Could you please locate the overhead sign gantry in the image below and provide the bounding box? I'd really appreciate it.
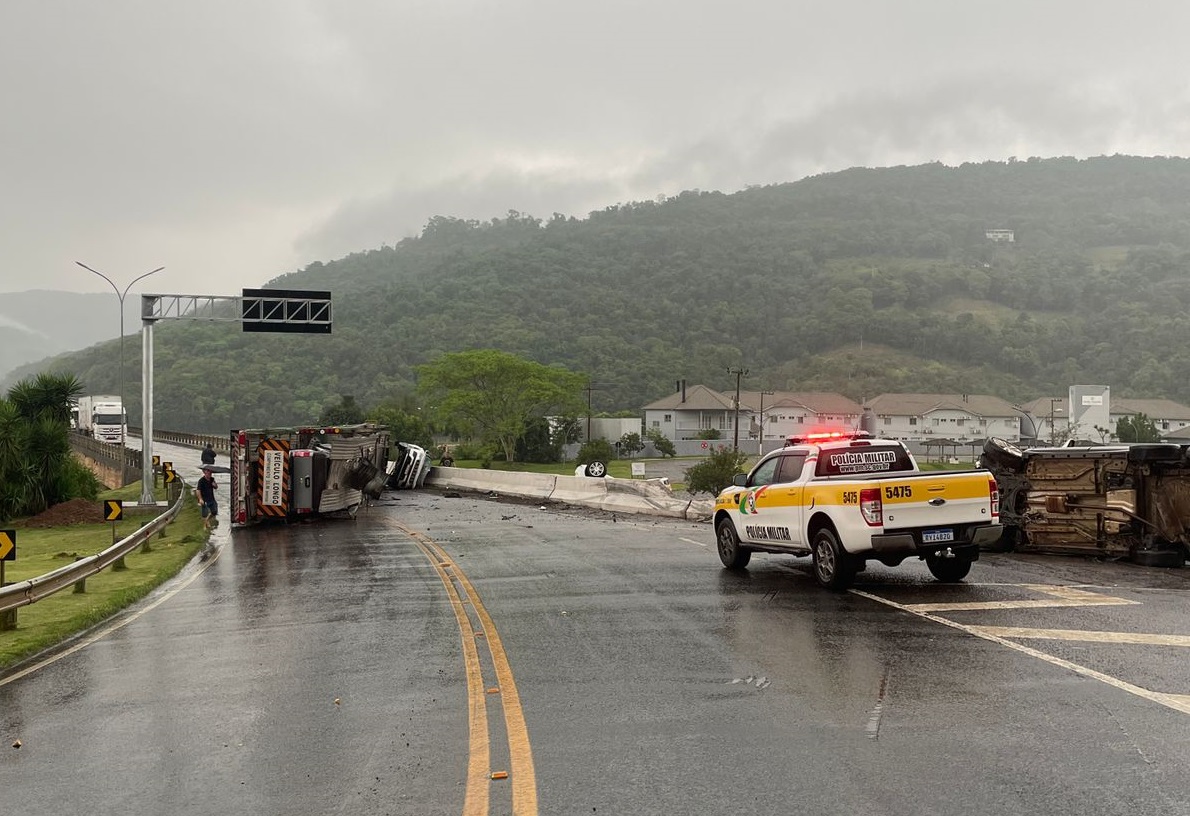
[136,289,332,505]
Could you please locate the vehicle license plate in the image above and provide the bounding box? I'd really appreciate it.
[922,528,954,543]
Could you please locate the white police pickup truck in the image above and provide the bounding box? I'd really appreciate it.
[713,431,1002,589]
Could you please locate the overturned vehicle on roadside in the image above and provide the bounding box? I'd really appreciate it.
[981,438,1190,567]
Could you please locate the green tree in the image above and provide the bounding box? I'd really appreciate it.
[0,373,96,521]
[576,438,616,466]
[516,416,564,463]
[7,372,83,424]
[684,446,750,496]
[417,350,585,463]
[1115,413,1162,442]
[320,395,365,426]
[369,402,434,448]
[644,427,676,457]
[618,431,644,457]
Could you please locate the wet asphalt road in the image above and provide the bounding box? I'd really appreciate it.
[3,467,1190,815]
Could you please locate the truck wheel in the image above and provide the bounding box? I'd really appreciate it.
[926,554,973,582]
[584,461,608,478]
[982,437,1025,471]
[811,527,856,590]
[715,518,751,570]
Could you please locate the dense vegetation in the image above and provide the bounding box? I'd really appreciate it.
[19,155,1190,433]
[1,373,100,522]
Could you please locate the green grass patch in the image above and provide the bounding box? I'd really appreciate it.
[0,482,207,672]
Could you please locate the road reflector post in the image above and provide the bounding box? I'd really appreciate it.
[1,531,16,630]
[73,556,87,594]
[103,501,129,567]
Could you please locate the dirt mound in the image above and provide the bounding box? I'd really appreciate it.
[22,498,106,528]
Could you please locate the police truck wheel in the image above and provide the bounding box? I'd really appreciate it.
[926,554,973,582]
[716,518,751,570]
[811,527,856,590]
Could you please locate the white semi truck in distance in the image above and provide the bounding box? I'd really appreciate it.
[77,395,126,443]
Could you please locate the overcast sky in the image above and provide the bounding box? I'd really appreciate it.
[4,0,1189,296]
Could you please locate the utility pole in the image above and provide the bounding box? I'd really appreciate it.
[1049,398,1060,445]
[583,383,601,442]
[727,367,748,451]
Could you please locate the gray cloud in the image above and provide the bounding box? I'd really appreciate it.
[5,0,1190,294]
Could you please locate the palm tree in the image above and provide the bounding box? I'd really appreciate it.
[0,373,90,521]
[7,372,84,424]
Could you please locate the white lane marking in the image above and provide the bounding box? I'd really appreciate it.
[971,626,1190,647]
[0,549,221,687]
[680,537,707,547]
[905,584,1141,612]
[851,588,1190,717]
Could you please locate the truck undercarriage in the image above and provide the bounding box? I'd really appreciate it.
[981,438,1190,566]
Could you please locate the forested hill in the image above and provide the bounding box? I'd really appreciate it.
[18,154,1190,433]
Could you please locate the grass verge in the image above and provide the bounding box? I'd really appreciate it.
[0,482,208,672]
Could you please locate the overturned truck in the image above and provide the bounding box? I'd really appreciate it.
[981,438,1190,566]
[230,423,390,526]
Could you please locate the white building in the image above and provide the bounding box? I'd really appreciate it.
[863,393,1021,443]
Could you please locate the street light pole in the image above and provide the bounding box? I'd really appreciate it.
[727,367,748,451]
[758,390,775,455]
[77,262,165,485]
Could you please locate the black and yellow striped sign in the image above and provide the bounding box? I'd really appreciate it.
[256,438,290,517]
[104,500,123,521]
[163,468,177,484]
[0,529,14,561]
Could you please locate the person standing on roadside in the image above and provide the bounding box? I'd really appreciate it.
[196,466,218,531]
[201,442,216,466]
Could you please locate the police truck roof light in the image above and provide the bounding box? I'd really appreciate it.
[787,430,873,446]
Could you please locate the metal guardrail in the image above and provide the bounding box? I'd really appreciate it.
[128,427,229,453]
[0,482,190,615]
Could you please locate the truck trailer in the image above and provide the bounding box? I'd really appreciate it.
[229,423,391,527]
[77,395,126,443]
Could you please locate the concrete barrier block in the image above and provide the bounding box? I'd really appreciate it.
[549,475,609,504]
[424,467,556,500]
[423,467,716,522]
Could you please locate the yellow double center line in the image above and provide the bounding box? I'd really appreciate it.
[388,520,537,816]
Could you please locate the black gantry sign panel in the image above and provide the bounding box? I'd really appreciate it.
[242,288,332,334]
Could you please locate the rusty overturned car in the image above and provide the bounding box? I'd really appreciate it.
[981,438,1190,567]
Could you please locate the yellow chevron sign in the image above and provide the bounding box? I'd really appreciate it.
[0,529,14,561]
[164,468,177,483]
[104,500,123,521]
